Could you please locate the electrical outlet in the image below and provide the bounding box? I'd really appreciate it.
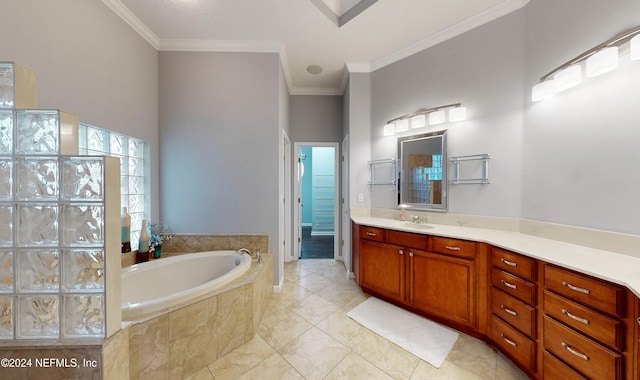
[357,193,364,202]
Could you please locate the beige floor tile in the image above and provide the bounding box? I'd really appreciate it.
[296,272,335,293]
[316,308,370,349]
[495,353,530,380]
[410,360,486,380]
[352,330,421,380]
[257,302,312,350]
[315,280,365,307]
[184,366,215,380]
[207,335,275,380]
[446,333,498,378]
[289,293,340,325]
[272,280,315,309]
[279,327,350,380]
[324,352,394,380]
[237,352,304,380]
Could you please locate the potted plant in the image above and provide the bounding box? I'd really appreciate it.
[150,222,173,258]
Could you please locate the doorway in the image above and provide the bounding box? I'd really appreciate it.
[294,142,339,260]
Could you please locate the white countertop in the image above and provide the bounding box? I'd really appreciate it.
[352,215,640,298]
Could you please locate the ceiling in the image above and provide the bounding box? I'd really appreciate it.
[104,0,528,95]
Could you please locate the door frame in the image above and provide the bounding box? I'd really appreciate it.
[293,142,340,261]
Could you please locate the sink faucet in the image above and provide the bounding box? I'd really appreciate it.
[412,215,420,223]
[237,248,253,257]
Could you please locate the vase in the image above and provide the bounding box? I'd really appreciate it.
[153,245,162,258]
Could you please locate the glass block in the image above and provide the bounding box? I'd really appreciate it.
[0,63,14,109]
[86,128,108,153]
[0,159,12,200]
[128,157,144,176]
[110,134,125,155]
[129,138,145,158]
[16,204,58,247]
[62,249,104,292]
[16,249,59,292]
[120,176,128,197]
[17,295,59,338]
[128,176,144,195]
[129,196,144,213]
[0,110,13,154]
[0,250,13,292]
[62,294,104,338]
[15,157,58,200]
[16,110,59,155]
[61,157,104,201]
[0,296,13,339]
[62,204,103,246]
[0,205,12,247]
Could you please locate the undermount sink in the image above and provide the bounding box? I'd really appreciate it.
[402,222,434,229]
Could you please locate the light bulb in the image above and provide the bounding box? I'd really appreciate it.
[448,107,467,122]
[586,47,619,77]
[410,114,426,128]
[429,110,446,125]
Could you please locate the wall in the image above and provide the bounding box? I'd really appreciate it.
[0,0,160,219]
[368,11,525,217]
[289,95,343,143]
[522,0,640,235]
[360,0,640,236]
[158,51,282,283]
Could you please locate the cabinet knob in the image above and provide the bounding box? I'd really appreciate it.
[399,249,404,255]
[409,251,414,257]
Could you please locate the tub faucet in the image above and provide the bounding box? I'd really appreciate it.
[237,248,253,257]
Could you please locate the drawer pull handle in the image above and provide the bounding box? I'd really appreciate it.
[500,334,517,347]
[501,280,517,290]
[366,232,377,237]
[445,245,461,251]
[500,305,517,316]
[500,258,517,267]
[562,309,589,325]
[562,281,590,295]
[562,342,589,361]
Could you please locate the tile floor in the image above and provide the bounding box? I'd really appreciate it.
[187,259,530,380]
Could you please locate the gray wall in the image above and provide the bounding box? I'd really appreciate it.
[368,10,525,217]
[359,0,640,235]
[0,0,160,219]
[522,0,640,234]
[289,95,343,142]
[158,51,283,281]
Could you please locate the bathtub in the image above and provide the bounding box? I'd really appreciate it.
[121,250,251,321]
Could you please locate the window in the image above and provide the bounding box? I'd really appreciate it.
[78,124,149,250]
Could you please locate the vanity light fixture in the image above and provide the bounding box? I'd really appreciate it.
[532,24,640,102]
[383,103,466,136]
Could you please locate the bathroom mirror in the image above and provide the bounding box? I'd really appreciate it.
[397,130,447,211]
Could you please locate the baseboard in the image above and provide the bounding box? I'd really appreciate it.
[273,275,284,293]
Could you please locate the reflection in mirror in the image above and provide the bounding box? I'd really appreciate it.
[397,130,447,211]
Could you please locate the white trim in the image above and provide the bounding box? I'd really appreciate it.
[101,0,160,49]
[273,275,284,293]
[290,86,344,96]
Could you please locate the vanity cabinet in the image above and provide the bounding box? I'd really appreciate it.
[357,225,480,331]
[542,264,627,380]
[489,247,539,375]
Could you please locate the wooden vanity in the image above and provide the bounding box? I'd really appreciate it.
[352,222,640,379]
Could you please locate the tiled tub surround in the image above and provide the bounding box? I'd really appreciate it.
[125,251,272,379]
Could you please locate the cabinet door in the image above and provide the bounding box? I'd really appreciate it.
[360,239,405,302]
[407,249,475,327]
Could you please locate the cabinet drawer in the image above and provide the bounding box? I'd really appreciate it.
[544,290,623,351]
[543,350,587,380]
[387,230,428,250]
[544,265,625,317]
[491,268,536,305]
[430,237,476,259]
[491,288,536,338]
[359,226,385,242]
[491,247,536,281]
[543,316,622,380]
[491,315,536,373]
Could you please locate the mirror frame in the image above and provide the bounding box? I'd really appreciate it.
[397,130,448,212]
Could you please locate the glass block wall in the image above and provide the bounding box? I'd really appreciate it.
[0,62,111,340]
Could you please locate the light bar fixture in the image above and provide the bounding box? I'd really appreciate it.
[383,103,467,136]
[532,24,640,102]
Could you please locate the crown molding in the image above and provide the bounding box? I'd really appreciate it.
[290,86,344,96]
[370,0,529,71]
[102,0,160,49]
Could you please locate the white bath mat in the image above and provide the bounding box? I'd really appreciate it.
[346,297,459,368]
